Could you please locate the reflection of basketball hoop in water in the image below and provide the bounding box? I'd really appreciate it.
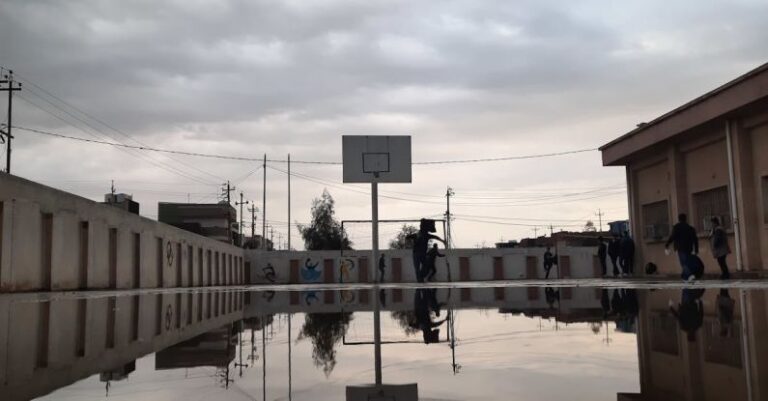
[339,258,356,283]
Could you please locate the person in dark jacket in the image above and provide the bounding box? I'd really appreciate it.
[709,217,731,279]
[424,243,445,281]
[597,236,608,277]
[665,213,699,281]
[543,247,555,279]
[669,288,705,342]
[412,219,445,283]
[607,236,621,277]
[619,231,635,276]
[378,253,386,282]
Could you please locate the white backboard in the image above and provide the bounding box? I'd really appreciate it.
[342,135,412,183]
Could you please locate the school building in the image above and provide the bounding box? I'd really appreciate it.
[600,62,768,276]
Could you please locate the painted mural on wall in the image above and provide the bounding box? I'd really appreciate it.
[338,258,356,283]
[302,258,322,282]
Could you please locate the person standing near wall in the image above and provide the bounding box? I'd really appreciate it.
[597,236,608,277]
[543,246,555,279]
[378,253,386,282]
[665,213,699,281]
[607,236,621,277]
[709,217,731,279]
[619,231,635,277]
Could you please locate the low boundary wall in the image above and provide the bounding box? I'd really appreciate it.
[0,174,245,292]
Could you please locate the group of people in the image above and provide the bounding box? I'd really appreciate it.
[596,231,636,278]
[665,213,731,281]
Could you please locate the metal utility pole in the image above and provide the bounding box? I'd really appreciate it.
[236,192,249,247]
[221,181,236,244]
[269,226,274,250]
[248,205,258,241]
[371,181,382,386]
[262,154,267,250]
[533,227,539,238]
[445,187,454,246]
[287,153,291,251]
[595,209,605,232]
[0,69,21,174]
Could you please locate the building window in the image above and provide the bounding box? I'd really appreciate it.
[692,186,731,232]
[642,200,670,241]
[763,176,768,224]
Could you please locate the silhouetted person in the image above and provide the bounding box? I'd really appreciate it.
[600,289,611,318]
[716,289,735,337]
[597,236,608,277]
[669,288,705,342]
[619,231,635,276]
[545,287,560,309]
[607,236,621,276]
[543,246,555,279]
[709,217,731,279]
[379,253,386,282]
[412,288,446,343]
[424,243,445,282]
[413,219,445,283]
[665,213,699,281]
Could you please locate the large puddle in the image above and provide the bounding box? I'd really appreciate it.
[1,284,758,400]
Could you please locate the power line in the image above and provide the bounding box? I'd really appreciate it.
[15,124,600,166]
[13,72,226,181]
[15,94,217,186]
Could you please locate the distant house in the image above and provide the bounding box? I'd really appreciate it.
[158,202,237,245]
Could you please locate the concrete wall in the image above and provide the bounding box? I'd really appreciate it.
[624,113,768,276]
[629,288,768,401]
[0,174,245,292]
[245,245,601,285]
[0,290,247,400]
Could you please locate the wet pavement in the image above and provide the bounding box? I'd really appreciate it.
[0,282,761,400]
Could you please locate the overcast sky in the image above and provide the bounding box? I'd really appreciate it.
[2,0,767,249]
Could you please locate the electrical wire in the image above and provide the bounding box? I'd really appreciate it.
[15,95,217,186]
[14,72,226,181]
[14,124,601,166]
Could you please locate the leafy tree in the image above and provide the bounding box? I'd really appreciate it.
[298,189,352,250]
[390,310,419,335]
[388,224,418,249]
[298,312,353,376]
[584,220,597,232]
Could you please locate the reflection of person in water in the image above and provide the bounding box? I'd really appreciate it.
[424,243,445,282]
[545,287,560,309]
[412,288,446,343]
[669,288,705,342]
[610,289,639,332]
[413,219,445,283]
[717,289,735,337]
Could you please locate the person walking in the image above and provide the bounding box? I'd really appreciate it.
[424,243,445,282]
[665,213,699,281]
[619,231,635,277]
[709,217,731,279]
[607,236,621,277]
[597,236,608,277]
[543,246,555,279]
